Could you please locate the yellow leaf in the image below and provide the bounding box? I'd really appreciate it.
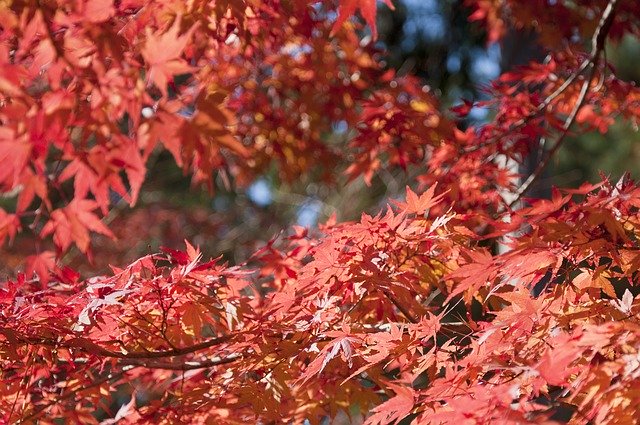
[410,100,431,113]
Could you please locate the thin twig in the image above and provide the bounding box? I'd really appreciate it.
[508,0,620,208]
[7,348,36,424]
[16,367,135,424]
[382,289,418,323]
[460,57,592,155]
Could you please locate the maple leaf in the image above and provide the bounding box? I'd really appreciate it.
[0,129,31,190]
[16,169,49,214]
[573,268,617,298]
[191,91,249,157]
[141,16,198,96]
[492,285,545,332]
[331,0,395,40]
[41,200,114,253]
[301,326,361,383]
[141,109,184,164]
[160,245,191,265]
[0,209,20,245]
[25,251,56,285]
[364,384,414,425]
[116,139,146,206]
[394,184,444,216]
[499,249,561,288]
[58,156,128,215]
[83,0,115,23]
[536,333,581,387]
[446,248,496,303]
[611,289,635,314]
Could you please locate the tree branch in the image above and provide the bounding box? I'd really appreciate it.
[382,289,418,323]
[3,329,234,360]
[16,367,136,424]
[509,0,620,207]
[71,333,235,359]
[119,353,242,370]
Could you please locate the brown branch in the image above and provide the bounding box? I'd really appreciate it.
[7,348,36,424]
[463,0,620,158]
[460,55,594,156]
[2,329,234,360]
[68,333,235,359]
[508,0,620,208]
[16,367,135,424]
[7,346,242,421]
[119,353,243,370]
[382,289,418,323]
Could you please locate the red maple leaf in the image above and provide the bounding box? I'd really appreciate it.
[331,0,395,40]
[394,184,444,216]
[25,251,56,285]
[141,16,198,95]
[41,199,114,254]
[365,384,414,425]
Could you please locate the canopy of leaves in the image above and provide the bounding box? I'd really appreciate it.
[2,0,640,424]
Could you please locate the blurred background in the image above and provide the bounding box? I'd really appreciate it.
[1,0,639,277]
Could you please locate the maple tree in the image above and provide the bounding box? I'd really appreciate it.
[2,0,640,423]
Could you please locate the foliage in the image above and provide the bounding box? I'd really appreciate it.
[2,0,640,423]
